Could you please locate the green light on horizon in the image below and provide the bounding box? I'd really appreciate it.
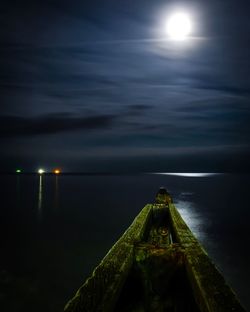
[16,169,22,173]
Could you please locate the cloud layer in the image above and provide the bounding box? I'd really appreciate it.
[1,0,250,170]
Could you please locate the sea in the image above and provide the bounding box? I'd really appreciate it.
[0,173,249,311]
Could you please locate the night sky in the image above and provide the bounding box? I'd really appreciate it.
[1,0,250,172]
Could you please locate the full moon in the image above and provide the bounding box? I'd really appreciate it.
[167,13,192,40]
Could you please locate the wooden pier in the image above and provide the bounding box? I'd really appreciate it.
[64,189,245,312]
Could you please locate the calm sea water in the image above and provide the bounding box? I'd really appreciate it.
[0,173,250,311]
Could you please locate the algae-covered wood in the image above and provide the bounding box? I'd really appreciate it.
[169,203,245,312]
[64,204,152,312]
[64,197,246,312]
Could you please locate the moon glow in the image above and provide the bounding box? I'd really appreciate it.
[167,13,192,40]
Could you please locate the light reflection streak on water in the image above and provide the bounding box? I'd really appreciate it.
[54,175,59,210]
[153,173,221,177]
[16,176,21,207]
[38,175,43,216]
[175,199,206,242]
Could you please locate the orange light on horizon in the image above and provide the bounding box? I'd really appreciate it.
[53,169,61,174]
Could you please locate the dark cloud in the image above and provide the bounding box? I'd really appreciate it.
[0,113,116,137]
[128,104,152,110]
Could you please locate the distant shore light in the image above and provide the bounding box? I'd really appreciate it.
[53,169,61,174]
[16,169,22,173]
[38,169,45,174]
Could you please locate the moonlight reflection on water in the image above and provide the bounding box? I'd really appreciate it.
[155,173,221,177]
[175,199,207,243]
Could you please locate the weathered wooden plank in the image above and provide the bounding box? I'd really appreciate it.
[64,204,152,312]
[64,200,246,312]
[169,203,245,312]
[185,248,245,312]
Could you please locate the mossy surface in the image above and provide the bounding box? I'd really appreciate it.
[169,203,246,312]
[64,203,246,312]
[64,205,152,312]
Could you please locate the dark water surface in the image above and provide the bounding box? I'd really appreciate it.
[0,173,250,311]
